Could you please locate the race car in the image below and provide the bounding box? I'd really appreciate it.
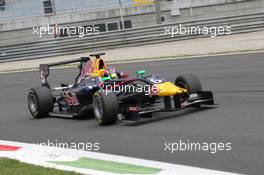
[27,53,214,125]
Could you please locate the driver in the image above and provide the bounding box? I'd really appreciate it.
[102,69,110,78]
[75,59,129,84]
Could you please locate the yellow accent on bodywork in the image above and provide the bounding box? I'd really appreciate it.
[155,82,187,97]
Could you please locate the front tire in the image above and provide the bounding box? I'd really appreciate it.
[175,73,202,108]
[175,73,202,94]
[93,91,119,126]
[27,87,54,119]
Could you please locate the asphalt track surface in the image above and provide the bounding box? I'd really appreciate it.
[1,53,264,175]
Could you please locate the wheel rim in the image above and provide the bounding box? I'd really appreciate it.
[28,93,38,114]
[94,97,103,120]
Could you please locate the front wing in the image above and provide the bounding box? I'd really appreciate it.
[122,91,214,121]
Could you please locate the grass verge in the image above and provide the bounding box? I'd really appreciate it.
[0,158,83,175]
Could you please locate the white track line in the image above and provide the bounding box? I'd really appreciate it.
[0,140,242,175]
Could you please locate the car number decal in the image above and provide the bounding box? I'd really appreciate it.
[148,77,163,84]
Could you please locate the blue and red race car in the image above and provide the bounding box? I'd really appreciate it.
[27,53,214,125]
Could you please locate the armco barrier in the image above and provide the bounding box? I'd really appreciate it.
[0,12,264,63]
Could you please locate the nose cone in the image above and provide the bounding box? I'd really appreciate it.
[155,82,187,96]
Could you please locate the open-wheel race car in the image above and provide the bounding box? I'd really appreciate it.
[27,53,214,125]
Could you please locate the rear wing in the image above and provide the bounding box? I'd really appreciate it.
[39,57,90,88]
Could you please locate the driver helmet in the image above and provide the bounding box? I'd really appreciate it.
[102,70,109,77]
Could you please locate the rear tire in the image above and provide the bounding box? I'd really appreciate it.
[93,91,119,126]
[27,86,54,119]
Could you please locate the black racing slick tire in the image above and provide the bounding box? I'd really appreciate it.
[175,73,202,94]
[27,87,54,119]
[175,73,202,108]
[93,91,119,126]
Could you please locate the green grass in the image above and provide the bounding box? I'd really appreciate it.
[0,158,83,175]
[50,157,161,174]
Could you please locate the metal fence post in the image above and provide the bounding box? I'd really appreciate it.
[189,0,193,16]
[104,0,108,10]
[155,0,161,24]
[11,2,15,21]
[119,0,125,29]
[263,0,264,12]
[72,0,75,11]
